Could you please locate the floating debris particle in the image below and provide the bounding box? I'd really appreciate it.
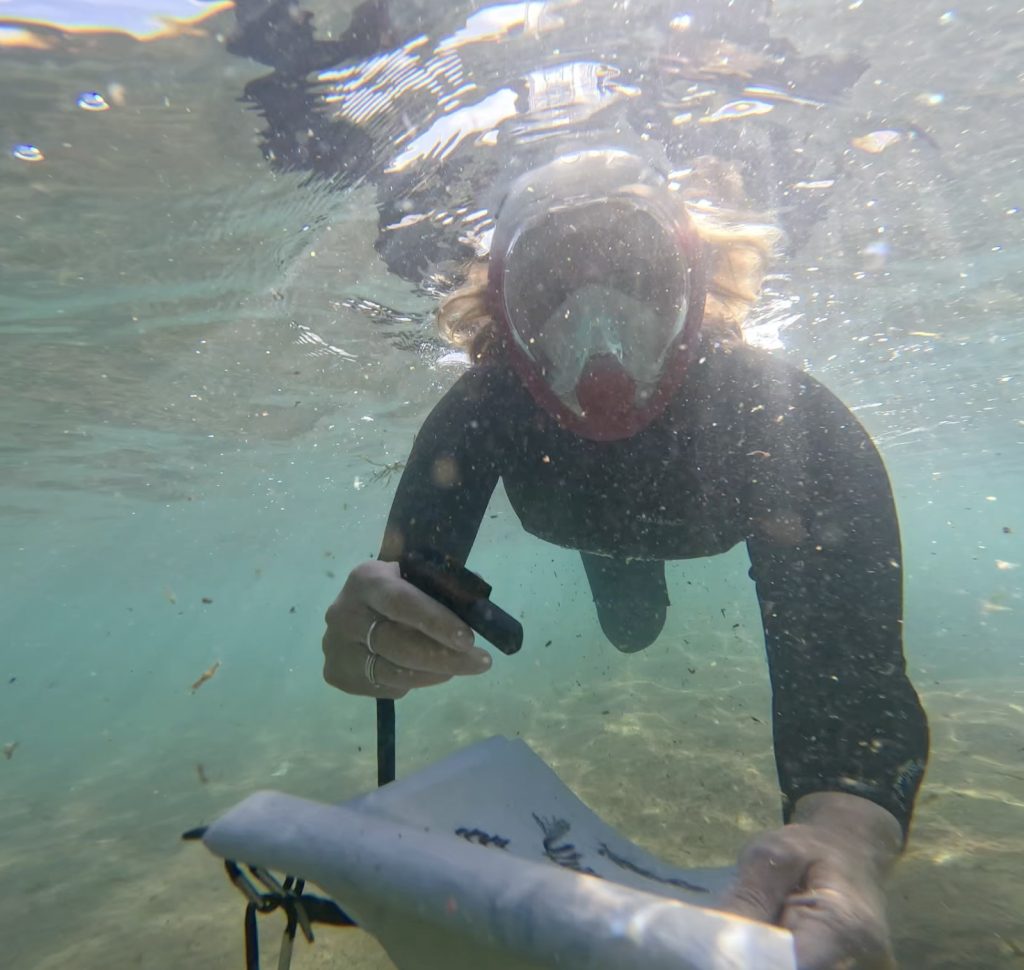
[701,99,774,123]
[851,130,903,154]
[743,85,825,108]
[861,240,891,270]
[201,596,213,604]
[981,601,1012,614]
[196,763,209,784]
[3,741,18,760]
[995,561,1019,571]
[163,586,177,605]
[793,179,836,190]
[190,661,221,693]
[359,456,406,488]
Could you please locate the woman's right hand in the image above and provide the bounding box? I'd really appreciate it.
[323,560,493,699]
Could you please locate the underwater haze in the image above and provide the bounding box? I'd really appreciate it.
[1,0,1022,967]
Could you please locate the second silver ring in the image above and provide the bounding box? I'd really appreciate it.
[364,652,379,688]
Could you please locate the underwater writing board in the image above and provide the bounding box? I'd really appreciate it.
[202,736,796,970]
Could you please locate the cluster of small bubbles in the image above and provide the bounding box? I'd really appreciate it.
[76,91,109,112]
[11,144,44,162]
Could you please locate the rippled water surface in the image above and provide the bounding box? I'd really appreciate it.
[1,1,1022,968]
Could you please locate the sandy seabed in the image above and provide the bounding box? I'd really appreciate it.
[2,653,1022,970]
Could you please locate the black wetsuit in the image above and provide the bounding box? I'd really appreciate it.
[381,337,929,836]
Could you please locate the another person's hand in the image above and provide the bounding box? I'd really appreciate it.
[720,792,904,970]
[323,560,492,699]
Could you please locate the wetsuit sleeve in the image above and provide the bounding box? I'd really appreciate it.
[743,367,929,839]
[378,368,503,566]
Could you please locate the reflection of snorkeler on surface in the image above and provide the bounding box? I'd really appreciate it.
[227,4,929,970]
[228,0,870,279]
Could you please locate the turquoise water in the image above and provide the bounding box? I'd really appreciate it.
[1,1,1022,968]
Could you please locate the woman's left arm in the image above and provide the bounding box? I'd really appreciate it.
[725,362,928,968]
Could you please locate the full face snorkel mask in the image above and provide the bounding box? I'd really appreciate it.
[488,149,706,441]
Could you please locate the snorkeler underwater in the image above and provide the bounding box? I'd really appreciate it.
[219,3,923,965]
[1,0,1021,968]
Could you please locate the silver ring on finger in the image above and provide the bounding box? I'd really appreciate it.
[364,651,380,688]
[365,617,382,655]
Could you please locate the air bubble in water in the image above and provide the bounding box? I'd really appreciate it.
[77,92,110,111]
[11,144,44,162]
